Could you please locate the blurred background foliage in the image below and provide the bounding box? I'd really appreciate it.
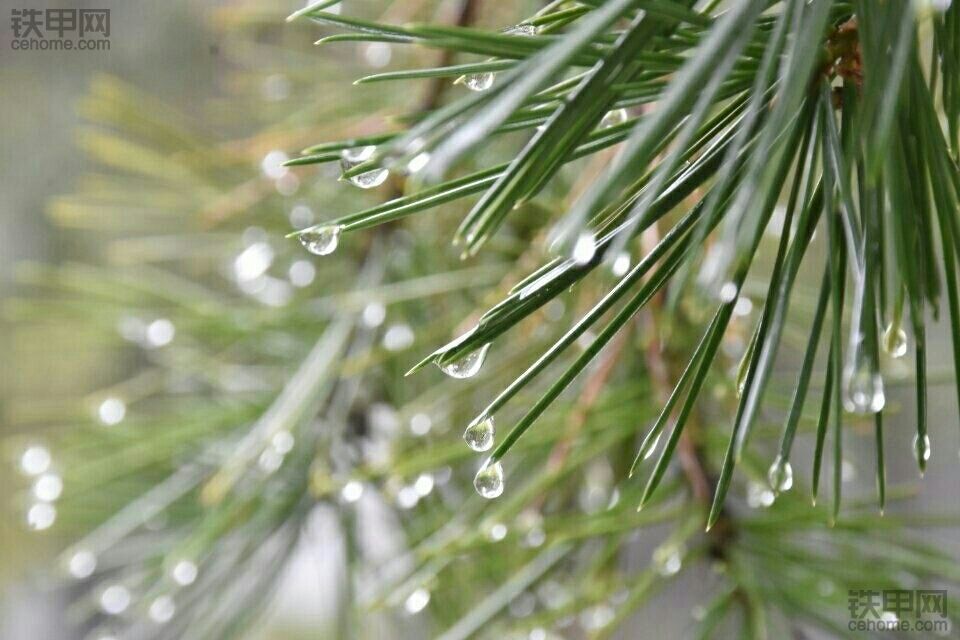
[1,1,960,639]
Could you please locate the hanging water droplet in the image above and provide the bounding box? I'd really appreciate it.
[340,146,389,189]
[600,108,628,128]
[842,364,886,414]
[882,323,908,358]
[457,25,534,92]
[474,459,504,499]
[571,231,597,265]
[438,343,490,379]
[767,455,793,493]
[914,434,931,464]
[299,225,342,256]
[611,251,631,277]
[463,415,495,452]
[652,543,684,576]
[462,72,494,92]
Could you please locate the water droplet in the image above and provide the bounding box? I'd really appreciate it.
[149,595,176,623]
[652,543,684,576]
[289,203,314,230]
[68,550,97,579]
[486,521,508,541]
[580,604,615,630]
[396,484,420,509]
[914,434,931,464]
[234,242,274,282]
[20,445,51,476]
[718,281,739,303]
[383,323,415,351]
[927,0,953,13]
[340,480,364,503]
[260,150,289,180]
[97,397,126,426]
[503,24,537,36]
[438,343,490,379]
[457,26,534,93]
[746,481,775,508]
[145,318,175,348]
[733,297,753,317]
[474,459,504,499]
[509,591,537,618]
[882,323,908,358]
[171,559,198,586]
[404,588,431,614]
[611,251,631,277]
[842,365,886,414]
[413,473,435,497]
[299,225,342,256]
[463,416,495,452]
[288,260,316,287]
[33,473,63,502]
[363,41,392,68]
[27,502,56,531]
[841,459,857,483]
[340,146,389,189]
[462,72,494,92]
[767,455,793,492]
[406,152,431,174]
[409,413,432,436]
[524,527,546,548]
[600,108,628,128]
[271,431,295,454]
[571,231,597,265]
[257,448,284,473]
[643,432,661,460]
[100,585,131,615]
[361,301,386,328]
